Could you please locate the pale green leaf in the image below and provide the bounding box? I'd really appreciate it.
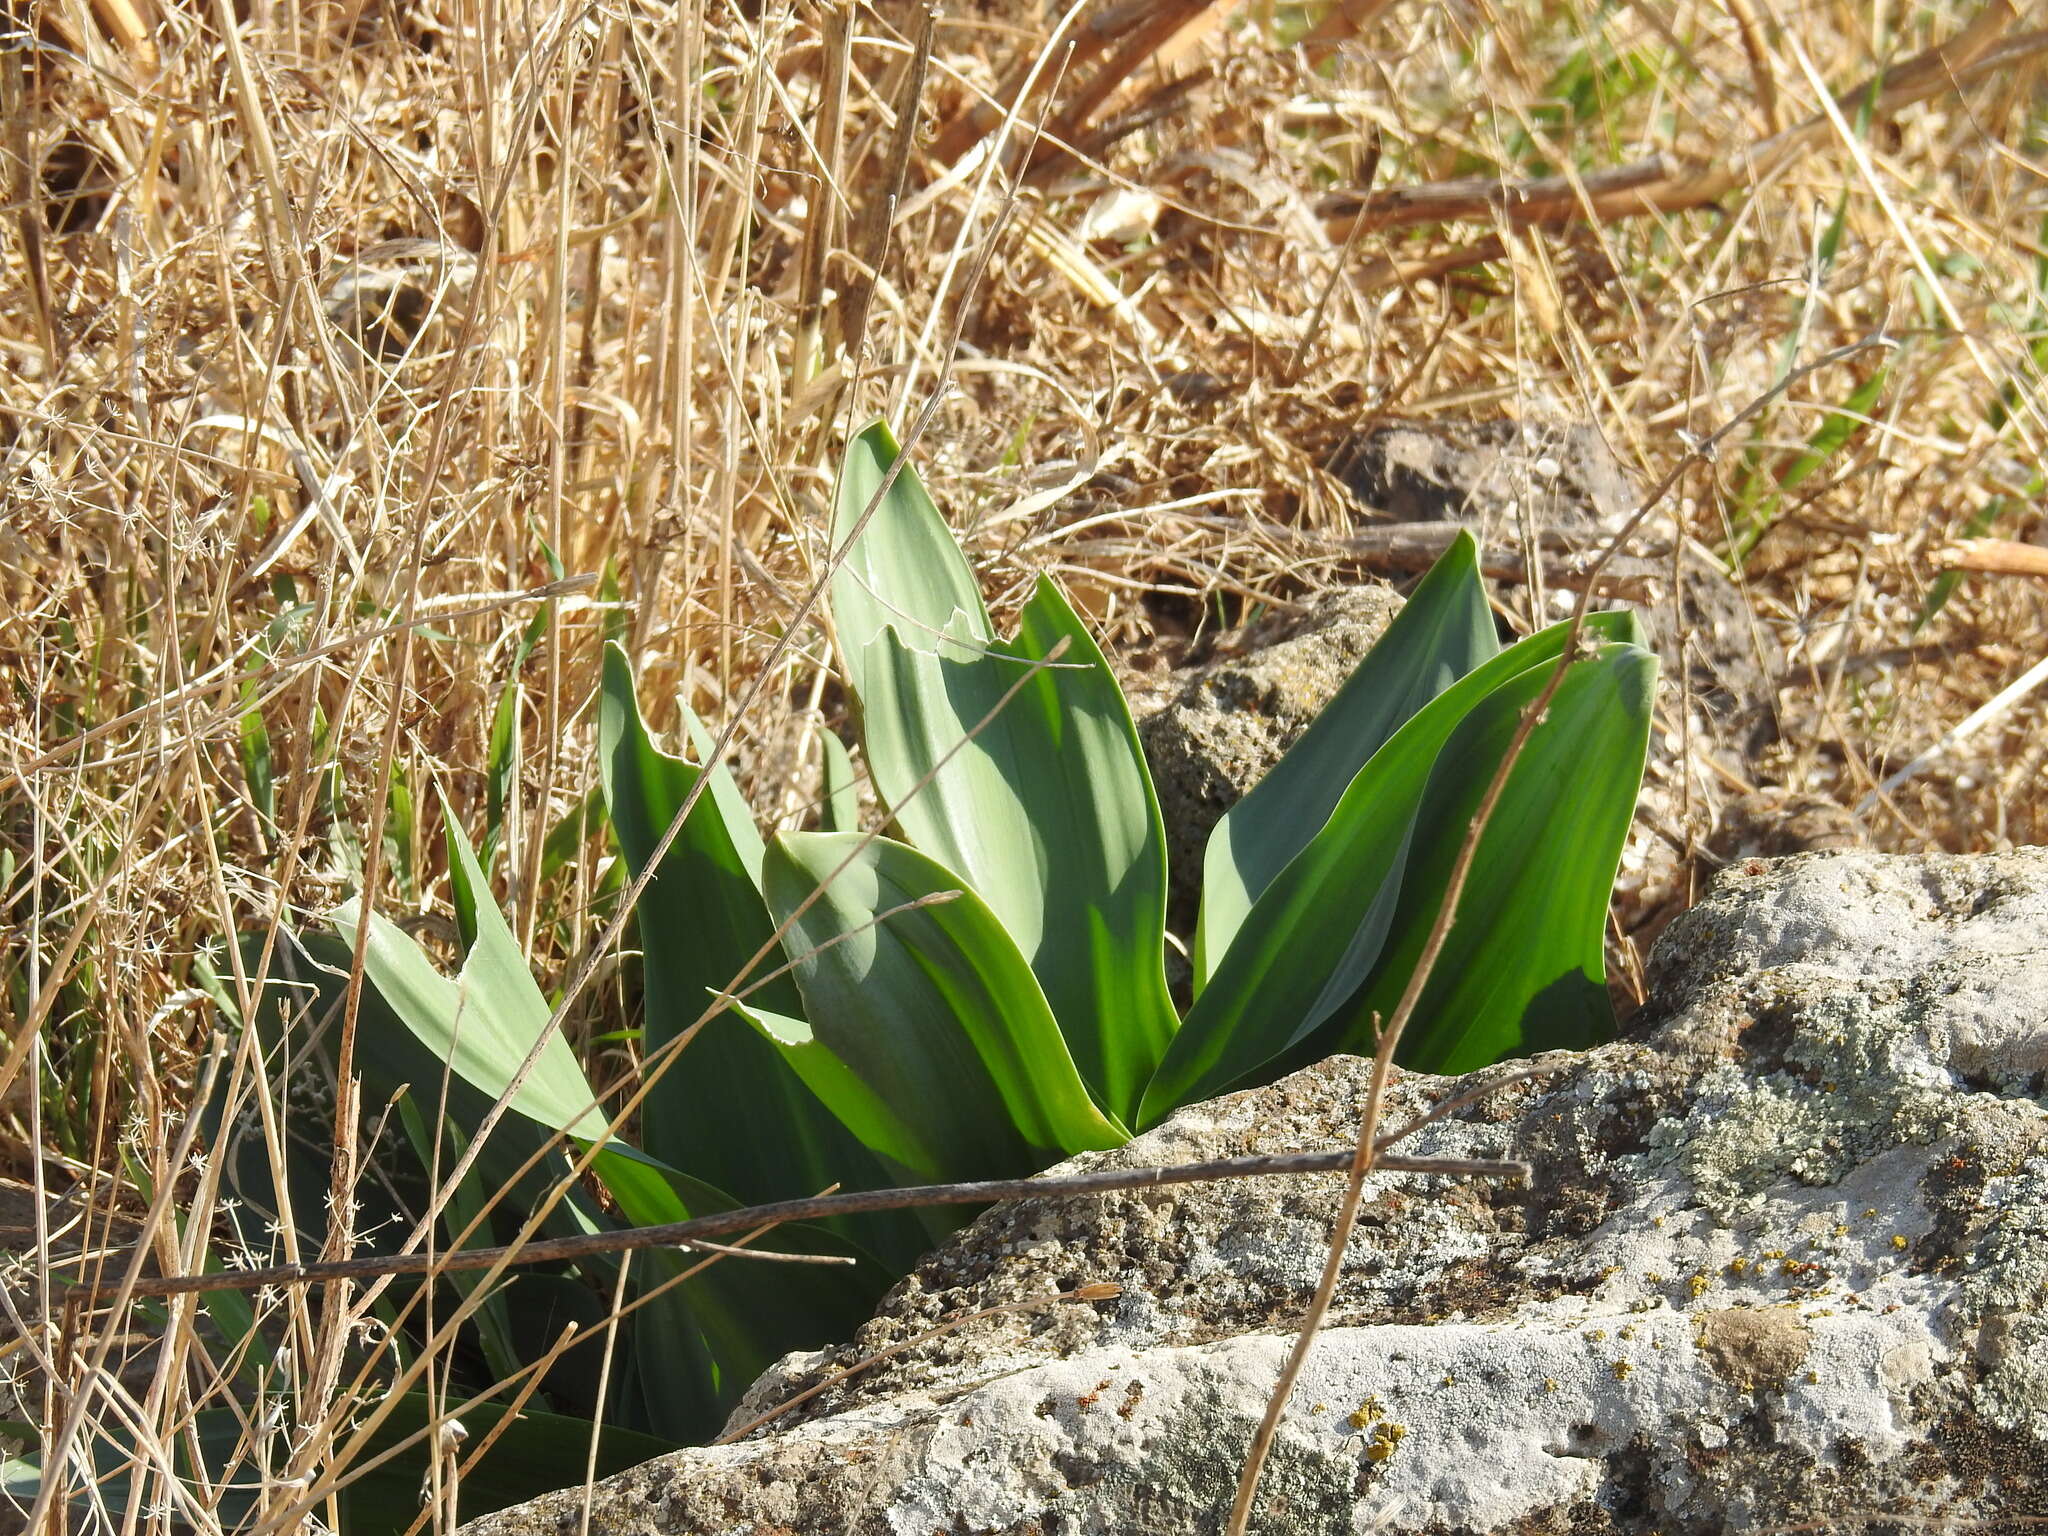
[855,576,1176,1123]
[764,831,1127,1183]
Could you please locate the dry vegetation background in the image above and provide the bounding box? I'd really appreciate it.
[2,0,2046,1528]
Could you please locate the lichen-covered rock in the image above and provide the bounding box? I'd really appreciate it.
[461,850,2048,1536]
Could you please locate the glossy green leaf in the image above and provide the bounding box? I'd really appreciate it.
[201,929,589,1274]
[856,575,1176,1123]
[598,644,902,1220]
[589,1144,884,1443]
[1332,636,1657,1075]
[1196,531,1496,985]
[763,830,1127,1183]
[1143,611,1641,1125]
[735,999,930,1175]
[830,419,990,703]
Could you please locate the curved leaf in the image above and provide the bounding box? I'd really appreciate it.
[735,1000,933,1176]
[1141,611,1641,1125]
[1196,533,1496,983]
[329,814,887,1440]
[331,807,602,1140]
[599,644,896,1216]
[830,419,991,702]
[856,576,1176,1123]
[590,1144,885,1441]
[1332,637,1657,1074]
[764,830,1127,1183]
[819,727,860,833]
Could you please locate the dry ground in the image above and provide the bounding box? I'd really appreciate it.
[2,0,2045,1530]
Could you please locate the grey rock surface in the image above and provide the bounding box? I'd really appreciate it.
[464,849,2048,1536]
[1328,418,1636,537]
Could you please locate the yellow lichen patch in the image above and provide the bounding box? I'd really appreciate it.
[1364,1422,1408,1462]
[1346,1393,1387,1430]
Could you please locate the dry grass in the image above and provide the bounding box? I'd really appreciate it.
[2,0,2045,1530]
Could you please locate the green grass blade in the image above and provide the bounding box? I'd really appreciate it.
[483,677,521,871]
[237,678,275,837]
[1733,365,1892,562]
[538,782,606,883]
[765,830,1128,1183]
[1196,532,1495,985]
[855,576,1176,1123]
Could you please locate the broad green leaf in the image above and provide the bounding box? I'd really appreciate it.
[830,419,991,702]
[331,828,888,1442]
[1196,533,1496,984]
[599,644,903,1221]
[682,707,771,887]
[819,727,859,832]
[200,930,590,1273]
[856,575,1176,1123]
[736,1000,932,1175]
[764,830,1127,1183]
[1143,611,1640,1125]
[401,1098,522,1384]
[1331,637,1656,1074]
[331,810,602,1140]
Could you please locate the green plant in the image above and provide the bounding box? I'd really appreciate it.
[211,420,1652,1508]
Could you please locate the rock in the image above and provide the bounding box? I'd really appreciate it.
[463,849,2048,1536]
[1129,586,1406,932]
[1327,418,1635,537]
[1707,787,1866,861]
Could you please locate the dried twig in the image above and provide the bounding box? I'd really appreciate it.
[1935,538,2048,579]
[1858,648,2048,813]
[55,1148,1528,1304]
[1318,9,2035,242]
